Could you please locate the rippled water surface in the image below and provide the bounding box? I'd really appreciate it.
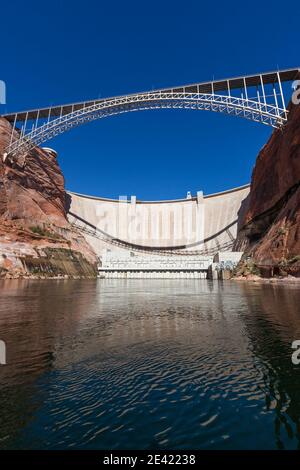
[0,279,300,449]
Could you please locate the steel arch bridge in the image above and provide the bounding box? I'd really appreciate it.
[1,68,299,161]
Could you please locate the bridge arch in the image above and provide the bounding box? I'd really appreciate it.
[6,93,286,158]
[2,68,299,160]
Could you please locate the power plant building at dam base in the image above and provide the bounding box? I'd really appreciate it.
[67,184,249,278]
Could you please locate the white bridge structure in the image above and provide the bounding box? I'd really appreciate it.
[1,68,299,160]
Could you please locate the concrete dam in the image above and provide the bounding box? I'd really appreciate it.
[67,184,249,278]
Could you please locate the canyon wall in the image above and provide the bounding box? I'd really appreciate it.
[0,118,98,278]
[235,103,300,277]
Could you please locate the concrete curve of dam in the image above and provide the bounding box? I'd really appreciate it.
[66,184,250,258]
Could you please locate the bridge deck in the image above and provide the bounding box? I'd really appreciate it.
[2,68,299,123]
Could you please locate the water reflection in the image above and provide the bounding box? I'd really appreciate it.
[0,279,299,449]
[238,282,300,449]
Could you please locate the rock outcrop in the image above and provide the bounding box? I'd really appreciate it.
[235,102,300,277]
[0,118,98,278]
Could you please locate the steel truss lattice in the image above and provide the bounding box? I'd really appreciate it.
[2,67,299,160]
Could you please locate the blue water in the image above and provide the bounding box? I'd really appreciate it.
[0,279,300,449]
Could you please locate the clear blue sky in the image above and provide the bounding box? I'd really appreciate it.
[1,0,299,199]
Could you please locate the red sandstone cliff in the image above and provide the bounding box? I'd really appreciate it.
[0,118,97,278]
[235,103,300,277]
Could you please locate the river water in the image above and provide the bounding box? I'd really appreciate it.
[0,279,300,450]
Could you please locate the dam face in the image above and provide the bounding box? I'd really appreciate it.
[67,185,250,276]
